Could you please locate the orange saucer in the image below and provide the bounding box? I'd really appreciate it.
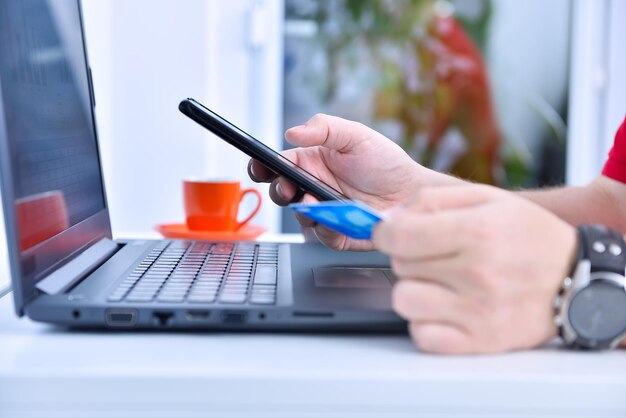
[155,223,267,241]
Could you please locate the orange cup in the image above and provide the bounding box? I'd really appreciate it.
[183,179,262,232]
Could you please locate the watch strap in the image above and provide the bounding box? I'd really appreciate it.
[578,225,626,274]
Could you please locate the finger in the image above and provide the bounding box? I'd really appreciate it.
[408,322,475,355]
[294,211,317,228]
[313,224,349,250]
[268,178,296,206]
[372,210,470,259]
[392,280,470,324]
[248,147,300,183]
[310,224,374,251]
[295,207,375,251]
[293,193,321,227]
[248,159,276,183]
[285,114,372,152]
[404,185,499,213]
[293,214,350,250]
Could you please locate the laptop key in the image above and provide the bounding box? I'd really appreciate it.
[224,281,250,287]
[193,284,220,290]
[157,295,185,303]
[143,274,169,279]
[128,288,159,295]
[133,282,163,288]
[223,283,249,289]
[195,281,222,286]
[222,287,248,294]
[126,294,155,302]
[189,287,218,294]
[250,296,275,305]
[219,293,247,304]
[253,266,277,285]
[225,278,251,284]
[223,279,249,285]
[251,287,275,295]
[162,282,191,288]
[188,294,217,303]
[188,291,218,299]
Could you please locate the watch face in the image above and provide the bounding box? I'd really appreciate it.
[569,281,626,342]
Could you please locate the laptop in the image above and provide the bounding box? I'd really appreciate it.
[0,0,403,330]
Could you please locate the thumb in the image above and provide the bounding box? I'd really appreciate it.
[284,113,371,152]
[403,185,500,213]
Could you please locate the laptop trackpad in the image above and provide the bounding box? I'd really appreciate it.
[313,267,392,289]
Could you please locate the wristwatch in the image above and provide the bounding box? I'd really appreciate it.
[554,224,626,349]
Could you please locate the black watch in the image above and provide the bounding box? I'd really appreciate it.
[554,224,626,349]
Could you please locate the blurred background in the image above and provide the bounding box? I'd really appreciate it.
[24,0,621,239]
[282,0,572,231]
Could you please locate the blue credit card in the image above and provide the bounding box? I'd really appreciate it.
[289,201,385,240]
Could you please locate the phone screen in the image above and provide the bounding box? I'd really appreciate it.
[179,98,347,202]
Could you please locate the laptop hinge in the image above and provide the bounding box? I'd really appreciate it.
[35,238,118,295]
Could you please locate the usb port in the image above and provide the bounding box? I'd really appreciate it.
[186,310,211,321]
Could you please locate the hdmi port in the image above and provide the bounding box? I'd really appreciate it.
[105,309,137,327]
[221,311,247,324]
[186,310,211,321]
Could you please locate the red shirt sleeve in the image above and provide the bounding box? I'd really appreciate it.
[602,116,626,183]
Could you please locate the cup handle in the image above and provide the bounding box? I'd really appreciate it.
[236,188,262,230]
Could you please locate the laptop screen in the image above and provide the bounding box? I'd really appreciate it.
[0,0,111,311]
[0,0,105,252]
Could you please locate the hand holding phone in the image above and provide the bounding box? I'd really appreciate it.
[179,98,424,250]
[179,98,347,202]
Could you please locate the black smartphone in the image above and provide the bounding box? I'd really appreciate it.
[179,98,348,202]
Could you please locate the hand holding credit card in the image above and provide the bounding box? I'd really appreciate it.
[289,201,385,240]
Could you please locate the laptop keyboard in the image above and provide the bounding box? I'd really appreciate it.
[107,241,278,305]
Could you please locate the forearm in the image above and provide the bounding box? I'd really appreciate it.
[517,176,626,233]
[517,186,610,226]
[423,164,626,232]
[419,166,468,188]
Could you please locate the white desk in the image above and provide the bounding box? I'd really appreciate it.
[1,236,626,418]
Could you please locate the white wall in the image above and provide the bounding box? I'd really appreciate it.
[602,0,626,157]
[81,0,283,238]
[463,0,626,187]
[567,0,626,185]
[487,0,570,160]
